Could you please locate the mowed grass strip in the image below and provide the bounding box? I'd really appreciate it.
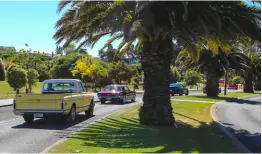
[49,101,242,153]
[172,92,261,102]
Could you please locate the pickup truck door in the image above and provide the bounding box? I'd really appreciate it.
[79,82,90,111]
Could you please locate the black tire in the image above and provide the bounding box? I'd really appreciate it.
[85,101,94,116]
[185,90,189,96]
[23,115,34,124]
[66,105,76,123]
[131,95,136,102]
[121,96,126,104]
[179,90,183,96]
[171,93,175,96]
[101,99,106,104]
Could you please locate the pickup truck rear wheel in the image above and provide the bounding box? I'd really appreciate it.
[66,106,76,123]
[23,115,34,124]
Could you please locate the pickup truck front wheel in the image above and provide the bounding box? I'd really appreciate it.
[85,101,94,116]
[23,115,34,124]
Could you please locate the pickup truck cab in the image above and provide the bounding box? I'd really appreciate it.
[13,79,95,124]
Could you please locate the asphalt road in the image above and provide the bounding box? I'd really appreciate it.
[215,95,261,153]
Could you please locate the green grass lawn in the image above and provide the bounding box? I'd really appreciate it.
[0,81,42,99]
[172,92,261,102]
[49,101,242,153]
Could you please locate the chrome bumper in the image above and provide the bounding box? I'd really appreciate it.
[13,109,70,115]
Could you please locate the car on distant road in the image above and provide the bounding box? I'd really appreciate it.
[169,83,189,96]
[13,79,95,124]
[228,82,238,89]
[97,85,136,104]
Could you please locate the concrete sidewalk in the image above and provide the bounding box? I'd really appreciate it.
[0,99,13,107]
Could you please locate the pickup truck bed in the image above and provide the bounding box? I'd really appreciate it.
[13,79,95,124]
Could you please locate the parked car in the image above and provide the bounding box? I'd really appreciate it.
[13,79,95,124]
[169,83,189,96]
[203,86,222,94]
[97,85,136,104]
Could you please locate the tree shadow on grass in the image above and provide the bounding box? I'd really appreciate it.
[70,116,241,153]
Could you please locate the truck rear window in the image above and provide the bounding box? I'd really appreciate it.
[43,82,77,93]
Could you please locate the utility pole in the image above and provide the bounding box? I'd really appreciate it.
[25,43,32,93]
[224,69,228,95]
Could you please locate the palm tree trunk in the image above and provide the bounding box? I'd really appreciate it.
[206,72,220,97]
[254,77,261,91]
[244,74,254,93]
[254,82,261,91]
[139,38,175,126]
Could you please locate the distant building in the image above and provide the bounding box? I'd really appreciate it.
[42,52,61,59]
[0,46,16,51]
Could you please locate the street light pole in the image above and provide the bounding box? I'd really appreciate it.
[224,69,228,95]
[25,43,31,93]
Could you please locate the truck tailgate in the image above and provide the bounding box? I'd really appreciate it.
[15,94,69,110]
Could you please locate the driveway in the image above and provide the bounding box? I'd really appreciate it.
[214,95,261,153]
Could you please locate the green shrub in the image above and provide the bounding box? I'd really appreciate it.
[27,68,39,86]
[6,65,27,90]
[183,70,201,87]
[232,76,243,84]
[170,66,181,83]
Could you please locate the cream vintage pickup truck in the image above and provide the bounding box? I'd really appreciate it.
[13,79,95,124]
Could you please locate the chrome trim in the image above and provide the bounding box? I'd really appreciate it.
[13,109,70,115]
[76,104,90,109]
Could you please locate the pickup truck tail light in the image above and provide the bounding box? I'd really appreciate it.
[61,100,64,110]
[13,99,16,109]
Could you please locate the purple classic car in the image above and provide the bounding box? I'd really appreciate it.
[97,85,136,104]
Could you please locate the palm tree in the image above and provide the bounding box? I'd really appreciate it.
[176,47,248,97]
[232,39,261,93]
[54,1,260,125]
[55,45,64,55]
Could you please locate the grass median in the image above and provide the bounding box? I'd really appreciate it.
[172,91,261,102]
[49,100,243,153]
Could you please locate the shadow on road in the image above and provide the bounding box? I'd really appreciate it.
[11,114,94,130]
[226,126,261,153]
[225,98,261,105]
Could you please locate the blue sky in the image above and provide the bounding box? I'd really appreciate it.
[0,1,119,57]
[0,1,260,57]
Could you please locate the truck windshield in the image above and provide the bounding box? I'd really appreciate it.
[43,82,77,93]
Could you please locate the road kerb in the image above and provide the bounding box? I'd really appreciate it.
[211,103,252,153]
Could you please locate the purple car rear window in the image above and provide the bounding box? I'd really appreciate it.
[103,86,122,91]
